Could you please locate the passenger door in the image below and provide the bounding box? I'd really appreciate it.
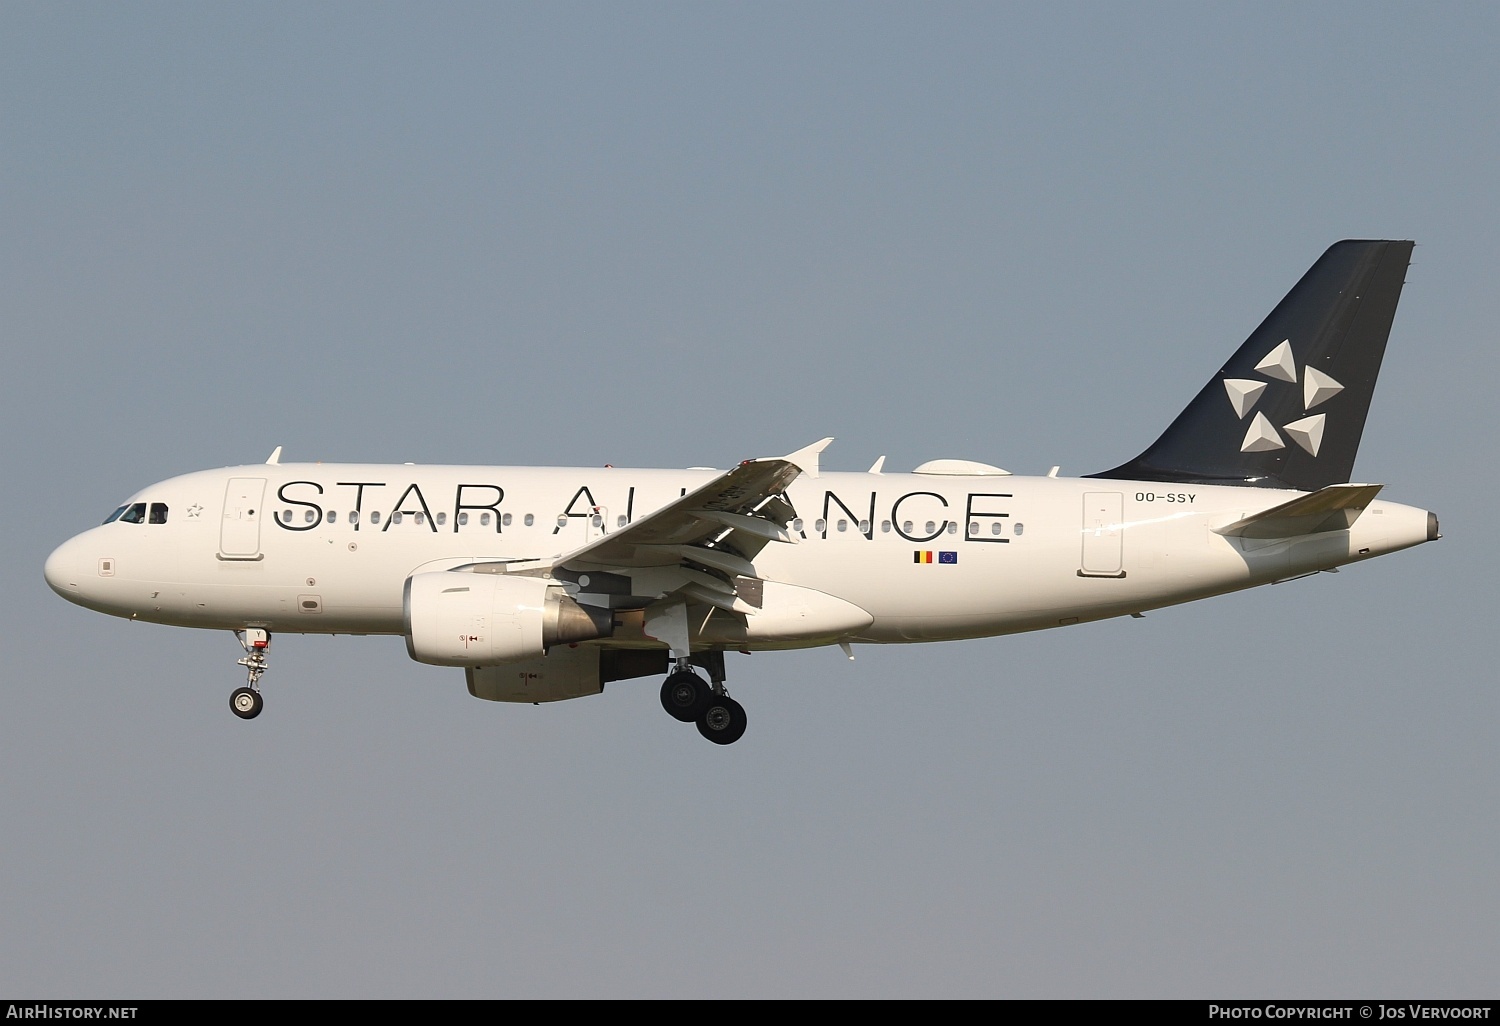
[219,478,266,559]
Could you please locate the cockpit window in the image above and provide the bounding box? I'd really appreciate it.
[149,503,168,524]
[118,503,147,524]
[103,505,128,525]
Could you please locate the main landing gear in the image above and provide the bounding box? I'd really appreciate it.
[230,628,270,720]
[659,653,746,745]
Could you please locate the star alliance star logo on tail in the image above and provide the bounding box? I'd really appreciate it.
[1222,339,1343,456]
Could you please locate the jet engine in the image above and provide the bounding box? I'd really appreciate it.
[403,571,612,666]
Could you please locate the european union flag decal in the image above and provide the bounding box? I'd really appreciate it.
[915,550,959,564]
[938,551,958,564]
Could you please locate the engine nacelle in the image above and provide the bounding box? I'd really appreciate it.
[404,571,612,667]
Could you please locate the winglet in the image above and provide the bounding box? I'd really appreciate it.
[764,437,834,479]
[266,446,283,465]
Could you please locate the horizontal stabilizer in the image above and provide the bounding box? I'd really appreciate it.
[1215,483,1383,539]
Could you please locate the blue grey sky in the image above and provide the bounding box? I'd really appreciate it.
[3,2,1496,997]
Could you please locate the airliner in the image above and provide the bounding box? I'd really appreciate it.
[44,240,1439,744]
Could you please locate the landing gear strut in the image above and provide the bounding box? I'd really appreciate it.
[659,652,747,745]
[231,629,270,720]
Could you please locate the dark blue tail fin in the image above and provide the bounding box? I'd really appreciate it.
[1090,240,1414,491]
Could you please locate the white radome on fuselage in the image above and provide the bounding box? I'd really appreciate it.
[43,460,1433,645]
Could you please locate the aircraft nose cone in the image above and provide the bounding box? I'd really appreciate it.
[44,537,82,599]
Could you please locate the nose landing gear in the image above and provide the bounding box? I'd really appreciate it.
[231,629,270,720]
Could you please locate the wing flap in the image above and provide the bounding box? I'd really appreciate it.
[645,543,759,579]
[549,439,831,629]
[555,438,830,572]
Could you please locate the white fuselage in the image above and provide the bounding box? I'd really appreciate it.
[43,462,1434,647]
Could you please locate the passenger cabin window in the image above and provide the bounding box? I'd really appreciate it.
[326,510,337,524]
[881,520,892,533]
[616,515,626,527]
[480,512,491,526]
[436,512,447,526]
[502,513,513,527]
[149,503,168,524]
[118,503,147,524]
[792,518,804,532]
[458,512,469,526]
[305,509,317,524]
[815,519,827,533]
[370,511,382,524]
[524,514,534,527]
[347,511,358,524]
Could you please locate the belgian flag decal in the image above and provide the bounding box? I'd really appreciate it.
[914,551,958,564]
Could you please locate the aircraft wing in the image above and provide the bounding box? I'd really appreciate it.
[552,436,833,584]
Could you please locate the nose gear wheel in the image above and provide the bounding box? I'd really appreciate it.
[230,687,263,719]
